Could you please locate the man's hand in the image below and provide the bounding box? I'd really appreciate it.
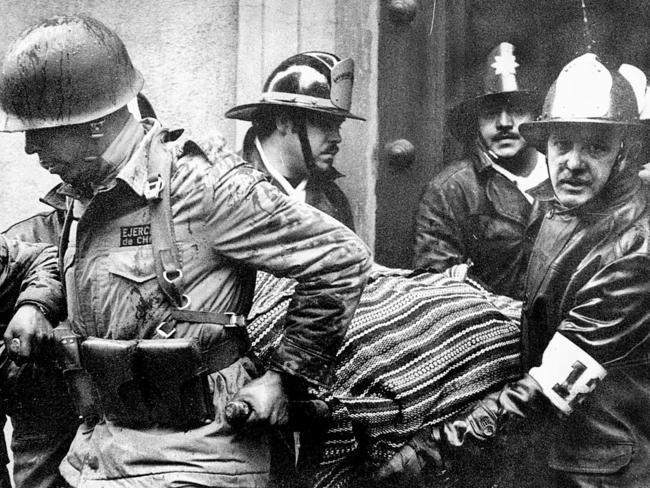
[230,370,289,426]
[377,425,444,482]
[3,304,54,363]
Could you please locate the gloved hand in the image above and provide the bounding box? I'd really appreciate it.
[230,370,289,426]
[3,304,54,364]
[377,374,542,481]
[444,373,541,447]
[377,424,444,482]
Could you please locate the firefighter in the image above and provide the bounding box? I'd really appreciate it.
[225,51,363,231]
[0,14,371,488]
[413,42,549,299]
[382,52,650,488]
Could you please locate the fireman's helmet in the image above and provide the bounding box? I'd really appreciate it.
[448,42,541,142]
[520,53,645,151]
[225,51,365,121]
[0,14,144,132]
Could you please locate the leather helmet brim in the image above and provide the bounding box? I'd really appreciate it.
[225,100,365,121]
[520,119,648,153]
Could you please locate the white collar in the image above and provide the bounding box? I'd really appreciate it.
[491,152,547,203]
[255,137,307,202]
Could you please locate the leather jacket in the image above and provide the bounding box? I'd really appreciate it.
[414,146,550,299]
[523,168,650,481]
[241,128,355,231]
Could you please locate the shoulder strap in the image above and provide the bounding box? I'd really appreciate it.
[145,131,248,327]
[145,130,188,309]
[58,198,76,291]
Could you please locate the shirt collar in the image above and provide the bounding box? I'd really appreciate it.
[254,137,307,202]
[113,118,164,198]
[490,152,548,203]
[94,115,147,193]
[57,115,147,200]
[40,183,68,211]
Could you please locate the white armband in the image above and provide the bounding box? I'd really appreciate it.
[529,332,607,416]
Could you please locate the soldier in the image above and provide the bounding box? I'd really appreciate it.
[0,14,371,488]
[413,42,549,299]
[383,53,650,488]
[4,93,157,245]
[0,93,158,488]
[225,52,363,230]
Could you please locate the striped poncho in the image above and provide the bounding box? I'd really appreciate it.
[248,264,522,488]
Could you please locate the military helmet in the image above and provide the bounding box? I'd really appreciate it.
[225,51,365,121]
[520,53,645,151]
[0,14,144,132]
[448,42,541,142]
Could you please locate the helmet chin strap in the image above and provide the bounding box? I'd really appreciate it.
[83,118,107,163]
[478,135,520,167]
[69,117,107,197]
[295,113,318,176]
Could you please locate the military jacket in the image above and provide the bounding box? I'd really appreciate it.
[59,118,370,487]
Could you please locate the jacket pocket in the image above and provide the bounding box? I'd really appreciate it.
[549,442,633,474]
[107,249,157,283]
[105,248,167,335]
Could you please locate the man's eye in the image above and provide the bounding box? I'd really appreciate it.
[510,108,528,117]
[587,143,608,154]
[478,105,501,118]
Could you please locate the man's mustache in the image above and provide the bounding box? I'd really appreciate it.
[323,145,339,155]
[493,132,520,141]
[559,174,591,185]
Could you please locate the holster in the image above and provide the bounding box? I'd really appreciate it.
[54,319,248,427]
[53,327,101,423]
[81,337,214,427]
[137,338,214,426]
[82,338,146,425]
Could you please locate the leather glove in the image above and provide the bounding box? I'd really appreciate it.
[377,424,444,482]
[443,373,541,446]
[377,374,541,482]
[3,304,54,364]
[378,332,608,481]
[446,331,608,446]
[231,370,289,426]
